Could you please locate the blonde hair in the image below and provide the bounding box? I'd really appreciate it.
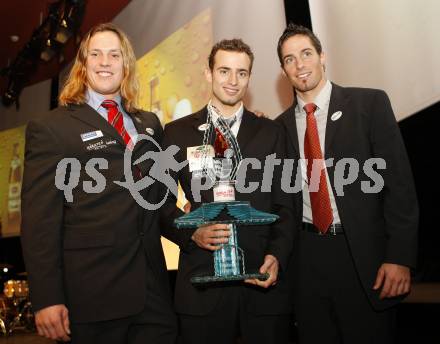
[59,23,139,112]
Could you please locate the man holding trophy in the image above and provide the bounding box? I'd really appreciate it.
[161,39,294,344]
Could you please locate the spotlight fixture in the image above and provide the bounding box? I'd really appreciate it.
[1,0,86,107]
[2,80,20,107]
[2,90,16,107]
[54,1,85,44]
[40,39,58,62]
[54,19,72,44]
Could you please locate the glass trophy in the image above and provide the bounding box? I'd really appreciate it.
[174,104,279,284]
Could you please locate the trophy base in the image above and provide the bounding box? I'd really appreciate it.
[190,272,269,285]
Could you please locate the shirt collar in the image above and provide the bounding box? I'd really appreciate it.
[207,100,244,123]
[86,88,123,112]
[295,80,332,117]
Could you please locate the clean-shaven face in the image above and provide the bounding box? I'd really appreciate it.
[86,31,124,99]
[281,34,326,99]
[206,50,251,114]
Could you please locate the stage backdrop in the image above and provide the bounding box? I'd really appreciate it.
[309,0,440,121]
[0,126,25,238]
[112,0,288,269]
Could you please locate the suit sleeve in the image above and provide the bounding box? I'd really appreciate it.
[265,123,295,272]
[159,124,195,252]
[21,120,66,312]
[370,90,418,268]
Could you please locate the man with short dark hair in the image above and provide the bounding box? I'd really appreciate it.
[21,23,177,344]
[161,39,294,344]
[276,23,418,344]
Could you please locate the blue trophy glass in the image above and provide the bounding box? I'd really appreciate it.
[174,104,279,284]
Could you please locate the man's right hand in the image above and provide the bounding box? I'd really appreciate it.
[191,223,230,251]
[35,304,71,342]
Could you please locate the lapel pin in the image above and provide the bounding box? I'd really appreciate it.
[134,116,142,123]
[145,127,155,135]
[198,123,209,131]
[331,111,342,121]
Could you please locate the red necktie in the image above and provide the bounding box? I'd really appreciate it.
[101,100,133,147]
[213,117,235,157]
[303,103,333,233]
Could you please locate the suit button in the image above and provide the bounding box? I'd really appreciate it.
[139,232,145,236]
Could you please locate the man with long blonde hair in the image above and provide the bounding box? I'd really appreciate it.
[21,23,177,343]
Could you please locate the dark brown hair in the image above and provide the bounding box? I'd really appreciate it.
[277,23,322,65]
[208,38,254,72]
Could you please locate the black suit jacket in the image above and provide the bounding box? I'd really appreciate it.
[21,103,172,323]
[160,107,295,316]
[276,83,418,310]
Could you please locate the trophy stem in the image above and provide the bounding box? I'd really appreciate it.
[214,223,244,277]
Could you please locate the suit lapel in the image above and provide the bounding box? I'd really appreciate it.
[325,83,349,156]
[128,111,145,136]
[68,103,125,146]
[236,109,258,152]
[124,109,157,233]
[191,107,209,132]
[190,107,213,147]
[121,98,154,151]
[282,105,300,157]
[129,110,158,158]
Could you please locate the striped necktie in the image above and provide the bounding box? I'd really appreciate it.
[101,100,133,147]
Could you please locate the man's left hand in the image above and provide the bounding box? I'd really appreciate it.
[373,263,411,299]
[245,254,278,288]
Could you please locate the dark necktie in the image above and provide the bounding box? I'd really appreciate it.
[101,100,133,146]
[224,115,237,128]
[303,103,333,233]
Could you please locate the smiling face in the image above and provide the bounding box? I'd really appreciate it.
[85,31,124,99]
[206,49,251,116]
[281,34,326,102]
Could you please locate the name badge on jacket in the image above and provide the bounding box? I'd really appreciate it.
[80,130,103,142]
[187,145,214,172]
